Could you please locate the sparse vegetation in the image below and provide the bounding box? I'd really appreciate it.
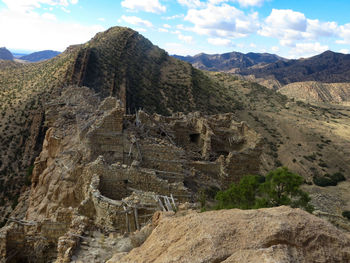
[215,167,313,213]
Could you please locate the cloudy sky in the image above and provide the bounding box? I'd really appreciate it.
[1,0,350,58]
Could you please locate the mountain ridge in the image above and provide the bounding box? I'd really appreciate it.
[19,50,61,62]
[173,51,286,72]
[238,50,350,84]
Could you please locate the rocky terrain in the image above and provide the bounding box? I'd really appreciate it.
[174,51,286,72]
[0,47,13,61]
[0,26,234,222]
[113,207,350,263]
[19,50,61,62]
[0,26,350,262]
[0,87,262,262]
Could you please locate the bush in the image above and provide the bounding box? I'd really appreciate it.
[313,172,346,187]
[215,167,313,213]
[342,211,350,220]
[313,176,337,187]
[330,172,345,183]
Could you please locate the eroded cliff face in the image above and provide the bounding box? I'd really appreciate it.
[114,206,350,263]
[0,86,263,262]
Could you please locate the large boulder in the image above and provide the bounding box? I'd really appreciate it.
[115,206,350,263]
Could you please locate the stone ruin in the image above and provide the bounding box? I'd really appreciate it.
[0,89,263,262]
[76,96,262,233]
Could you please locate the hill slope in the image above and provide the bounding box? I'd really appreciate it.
[174,51,285,72]
[279,81,350,103]
[239,50,350,84]
[20,50,61,62]
[0,27,238,219]
[0,26,349,233]
[0,47,13,60]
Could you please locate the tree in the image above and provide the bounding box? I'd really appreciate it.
[257,167,313,212]
[215,167,313,213]
[215,175,263,210]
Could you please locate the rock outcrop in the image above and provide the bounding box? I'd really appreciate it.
[115,206,350,263]
[0,86,263,262]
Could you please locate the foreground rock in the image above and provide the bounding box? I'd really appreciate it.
[115,206,350,263]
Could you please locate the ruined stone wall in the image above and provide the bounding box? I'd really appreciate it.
[88,172,158,233]
[140,143,186,173]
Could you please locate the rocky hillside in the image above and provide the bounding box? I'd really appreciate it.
[112,207,350,263]
[19,50,61,62]
[174,51,285,72]
[0,27,349,221]
[0,26,248,222]
[279,81,350,103]
[0,47,13,60]
[239,50,350,85]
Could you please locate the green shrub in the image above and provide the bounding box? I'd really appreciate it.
[313,172,346,187]
[342,211,350,220]
[313,176,336,187]
[215,167,313,213]
[330,172,345,183]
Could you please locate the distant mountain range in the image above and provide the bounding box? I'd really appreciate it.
[0,47,60,62]
[19,50,61,62]
[238,50,350,84]
[173,51,286,72]
[0,47,14,60]
[175,50,350,84]
[174,50,350,103]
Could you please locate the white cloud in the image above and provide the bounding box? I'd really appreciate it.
[178,34,194,44]
[207,37,232,46]
[61,7,71,13]
[158,28,169,32]
[234,0,265,7]
[264,9,307,32]
[42,12,56,20]
[98,17,106,22]
[339,49,349,54]
[177,0,204,8]
[163,42,200,55]
[163,14,184,20]
[163,24,171,28]
[259,9,339,47]
[271,46,279,52]
[121,0,166,14]
[306,19,338,38]
[135,27,147,32]
[289,42,328,58]
[208,0,265,6]
[70,0,78,4]
[337,24,350,44]
[185,4,259,38]
[121,15,153,28]
[0,8,104,51]
[249,43,256,48]
[2,0,75,13]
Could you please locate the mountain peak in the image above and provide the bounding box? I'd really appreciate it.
[0,47,13,60]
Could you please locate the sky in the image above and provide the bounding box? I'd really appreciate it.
[1,0,350,58]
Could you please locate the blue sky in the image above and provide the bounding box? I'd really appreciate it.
[1,0,350,58]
